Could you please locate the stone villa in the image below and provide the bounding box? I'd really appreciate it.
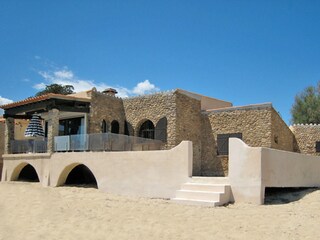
[1,88,320,206]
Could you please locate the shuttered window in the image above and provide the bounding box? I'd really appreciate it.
[217,133,242,155]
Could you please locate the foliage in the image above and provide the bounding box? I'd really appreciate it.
[291,82,320,124]
[35,84,74,97]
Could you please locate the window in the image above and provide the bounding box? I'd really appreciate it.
[44,121,48,137]
[316,141,320,152]
[139,120,155,139]
[101,120,108,133]
[111,120,119,134]
[59,117,84,136]
[217,133,242,155]
[155,117,167,142]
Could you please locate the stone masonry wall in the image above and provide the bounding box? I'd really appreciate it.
[4,117,14,155]
[175,91,202,176]
[0,121,4,179]
[89,90,126,134]
[270,109,296,152]
[203,106,273,176]
[123,91,176,149]
[290,124,320,155]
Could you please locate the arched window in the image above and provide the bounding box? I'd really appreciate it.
[111,120,119,134]
[155,117,167,142]
[139,120,155,139]
[101,120,108,133]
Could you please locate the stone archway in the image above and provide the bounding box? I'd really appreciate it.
[138,119,155,139]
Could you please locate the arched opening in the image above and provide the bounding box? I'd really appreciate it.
[101,120,108,133]
[139,120,155,139]
[111,120,119,134]
[17,164,39,182]
[155,117,167,142]
[124,121,134,136]
[65,164,98,188]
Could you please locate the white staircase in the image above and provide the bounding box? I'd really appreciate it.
[171,177,232,207]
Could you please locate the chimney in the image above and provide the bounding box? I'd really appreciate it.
[102,88,118,97]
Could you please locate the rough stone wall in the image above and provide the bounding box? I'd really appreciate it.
[0,121,4,179]
[200,114,217,176]
[175,91,202,176]
[89,91,126,134]
[47,109,59,153]
[123,91,177,149]
[290,124,320,155]
[208,107,272,147]
[270,109,296,152]
[4,117,14,154]
[203,106,273,176]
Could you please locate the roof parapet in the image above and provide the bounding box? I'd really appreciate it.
[205,103,273,114]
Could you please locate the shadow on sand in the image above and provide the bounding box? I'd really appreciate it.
[264,187,319,205]
[60,184,98,189]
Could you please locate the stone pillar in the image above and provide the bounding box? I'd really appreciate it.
[4,117,15,154]
[47,108,59,153]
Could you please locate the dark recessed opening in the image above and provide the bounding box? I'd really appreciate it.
[264,187,316,205]
[111,120,119,134]
[316,141,320,152]
[65,164,98,188]
[139,120,155,139]
[17,164,39,182]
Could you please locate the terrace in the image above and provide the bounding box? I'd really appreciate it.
[10,132,162,154]
[1,91,164,156]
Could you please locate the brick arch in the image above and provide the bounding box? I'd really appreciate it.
[10,162,40,182]
[57,163,98,188]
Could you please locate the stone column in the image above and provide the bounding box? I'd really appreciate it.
[4,117,15,154]
[47,108,59,153]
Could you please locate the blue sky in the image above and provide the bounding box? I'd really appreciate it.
[1,0,320,124]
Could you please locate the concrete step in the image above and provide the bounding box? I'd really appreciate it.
[171,179,232,207]
[171,198,221,207]
[181,183,227,192]
[190,177,230,184]
[175,190,221,202]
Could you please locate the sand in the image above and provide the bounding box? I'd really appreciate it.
[0,182,320,240]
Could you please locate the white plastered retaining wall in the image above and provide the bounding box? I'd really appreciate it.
[2,141,192,199]
[229,138,320,204]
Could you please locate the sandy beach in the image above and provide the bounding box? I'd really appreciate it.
[0,182,319,240]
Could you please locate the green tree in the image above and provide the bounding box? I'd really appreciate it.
[35,84,74,97]
[291,82,320,124]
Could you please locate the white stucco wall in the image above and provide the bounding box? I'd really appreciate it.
[2,141,192,199]
[229,138,320,204]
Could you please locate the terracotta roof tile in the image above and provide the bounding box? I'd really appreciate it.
[0,93,91,110]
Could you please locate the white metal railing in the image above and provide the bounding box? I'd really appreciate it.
[54,132,163,152]
[10,139,47,154]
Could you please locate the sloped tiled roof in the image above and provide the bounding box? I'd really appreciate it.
[0,93,91,110]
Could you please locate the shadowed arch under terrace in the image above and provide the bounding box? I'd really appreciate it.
[57,163,98,188]
[11,163,40,182]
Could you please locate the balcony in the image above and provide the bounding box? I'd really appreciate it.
[9,133,163,154]
[10,139,47,154]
